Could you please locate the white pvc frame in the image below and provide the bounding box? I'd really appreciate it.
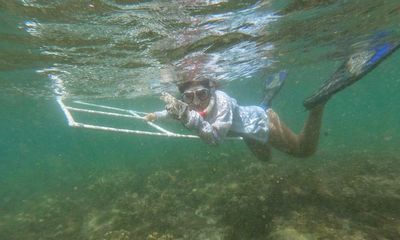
[57,97,242,140]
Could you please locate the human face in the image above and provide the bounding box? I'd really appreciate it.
[182,86,210,111]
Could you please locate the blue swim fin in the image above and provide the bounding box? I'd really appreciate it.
[260,70,288,110]
[303,39,400,110]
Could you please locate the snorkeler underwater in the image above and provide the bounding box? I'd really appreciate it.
[1,1,400,239]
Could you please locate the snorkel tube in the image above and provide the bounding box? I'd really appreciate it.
[198,87,215,118]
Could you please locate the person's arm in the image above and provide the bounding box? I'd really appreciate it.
[184,99,233,145]
[145,110,170,122]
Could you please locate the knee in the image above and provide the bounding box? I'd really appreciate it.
[295,150,316,158]
[291,145,317,158]
[244,138,272,161]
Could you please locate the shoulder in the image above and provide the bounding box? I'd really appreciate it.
[214,90,237,109]
[215,90,233,100]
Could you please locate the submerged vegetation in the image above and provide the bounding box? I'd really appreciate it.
[1,150,399,240]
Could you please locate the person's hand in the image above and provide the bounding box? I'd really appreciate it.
[161,92,188,120]
[144,113,156,122]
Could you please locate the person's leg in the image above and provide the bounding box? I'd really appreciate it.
[267,104,325,157]
[243,137,272,161]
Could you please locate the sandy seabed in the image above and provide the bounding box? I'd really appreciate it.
[1,150,399,240]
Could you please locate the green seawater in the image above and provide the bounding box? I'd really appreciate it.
[1,1,400,239]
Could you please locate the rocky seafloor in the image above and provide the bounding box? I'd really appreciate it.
[1,150,400,240]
